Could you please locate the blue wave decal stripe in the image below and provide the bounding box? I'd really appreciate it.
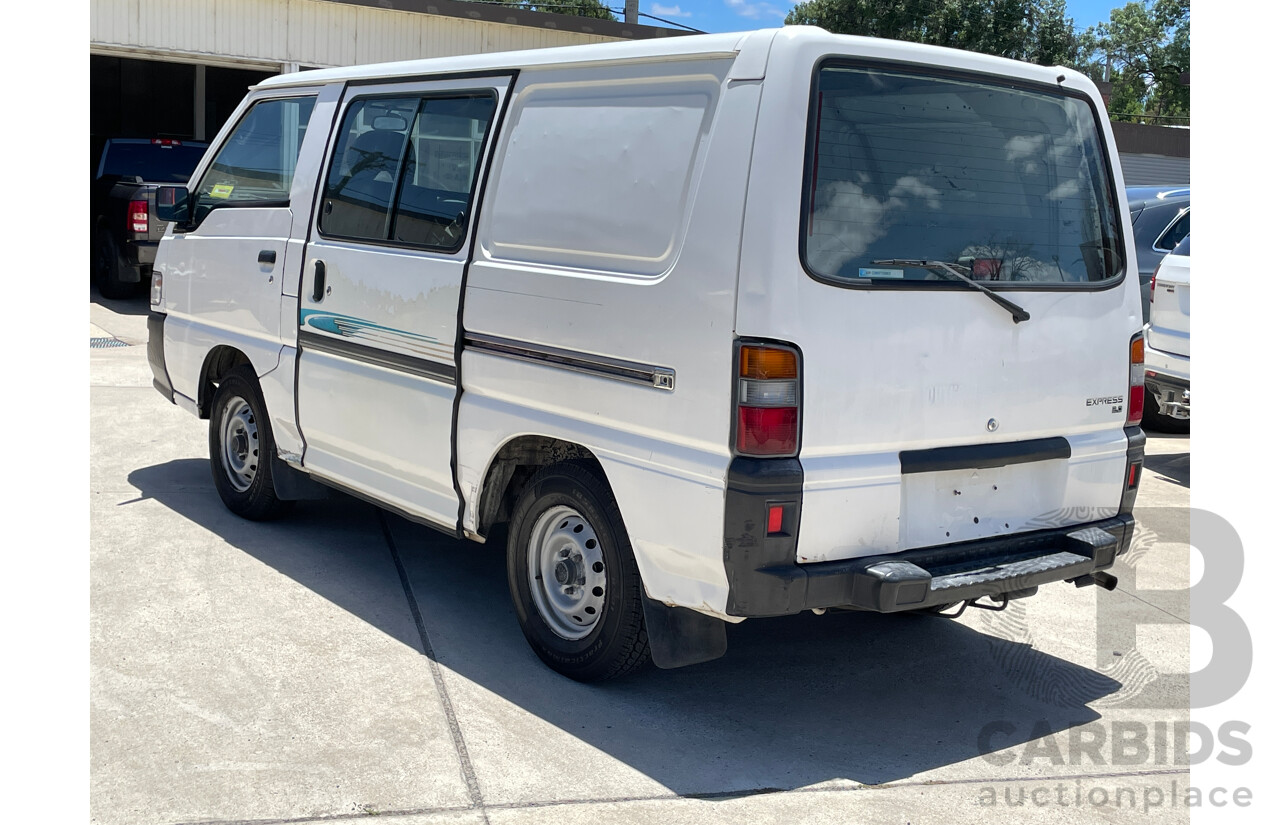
[299,309,443,344]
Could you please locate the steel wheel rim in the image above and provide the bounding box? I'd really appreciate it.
[527,505,607,640]
[218,395,259,493]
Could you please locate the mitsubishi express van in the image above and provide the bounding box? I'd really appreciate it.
[147,27,1146,681]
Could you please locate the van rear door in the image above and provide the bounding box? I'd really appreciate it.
[738,57,1140,564]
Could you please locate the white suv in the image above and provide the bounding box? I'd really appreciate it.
[1144,234,1191,430]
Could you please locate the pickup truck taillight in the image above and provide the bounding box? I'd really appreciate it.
[1127,333,1144,425]
[735,343,801,457]
[128,199,149,234]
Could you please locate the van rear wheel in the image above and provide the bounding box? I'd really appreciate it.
[506,463,650,681]
[208,365,292,520]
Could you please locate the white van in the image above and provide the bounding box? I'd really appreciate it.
[148,26,1147,681]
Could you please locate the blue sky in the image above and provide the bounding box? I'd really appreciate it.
[637,1,1126,35]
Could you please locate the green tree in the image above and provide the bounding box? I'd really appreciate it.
[784,0,1085,67]
[522,0,616,20]
[1079,0,1189,121]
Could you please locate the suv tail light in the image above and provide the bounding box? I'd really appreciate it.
[1150,260,1161,309]
[128,199,149,234]
[735,343,800,457]
[1127,333,1144,425]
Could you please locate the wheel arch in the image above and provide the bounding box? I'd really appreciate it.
[196,346,254,419]
[474,435,609,539]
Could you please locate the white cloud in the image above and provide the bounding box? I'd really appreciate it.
[724,0,786,21]
[650,3,691,16]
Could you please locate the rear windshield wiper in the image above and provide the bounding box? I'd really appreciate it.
[871,259,1031,324]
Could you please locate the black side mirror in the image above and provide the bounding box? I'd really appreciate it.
[155,186,191,226]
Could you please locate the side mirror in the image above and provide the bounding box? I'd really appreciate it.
[155,186,191,226]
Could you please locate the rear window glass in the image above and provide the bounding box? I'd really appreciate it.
[802,64,1123,286]
[1171,235,1190,256]
[99,143,207,182]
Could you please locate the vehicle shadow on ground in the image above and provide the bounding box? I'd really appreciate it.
[89,284,150,316]
[129,459,1125,794]
[1143,451,1189,488]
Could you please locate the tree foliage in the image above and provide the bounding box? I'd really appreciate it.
[521,0,616,21]
[1079,0,1189,120]
[784,0,1084,66]
[784,0,1190,121]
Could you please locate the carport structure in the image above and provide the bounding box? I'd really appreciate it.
[90,0,677,154]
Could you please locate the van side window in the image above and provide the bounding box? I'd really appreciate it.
[193,96,317,222]
[321,93,497,251]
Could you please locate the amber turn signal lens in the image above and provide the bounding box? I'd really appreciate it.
[740,346,797,380]
[1130,337,1144,365]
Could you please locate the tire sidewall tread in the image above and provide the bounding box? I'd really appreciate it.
[208,365,291,521]
[507,462,650,682]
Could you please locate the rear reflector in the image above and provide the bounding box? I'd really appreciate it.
[767,504,784,535]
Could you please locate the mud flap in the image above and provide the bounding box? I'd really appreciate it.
[641,597,728,669]
[271,456,331,501]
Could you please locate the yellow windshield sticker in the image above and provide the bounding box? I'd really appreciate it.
[209,184,235,199]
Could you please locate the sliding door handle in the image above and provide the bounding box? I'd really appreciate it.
[312,260,326,302]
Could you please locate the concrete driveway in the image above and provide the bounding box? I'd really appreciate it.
[91,292,1192,824]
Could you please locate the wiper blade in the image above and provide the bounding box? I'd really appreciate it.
[871,259,1031,324]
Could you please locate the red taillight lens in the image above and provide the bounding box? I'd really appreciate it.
[1127,332,1144,425]
[129,199,149,234]
[767,504,784,534]
[1150,262,1161,307]
[735,344,800,457]
[737,406,798,456]
[1128,384,1144,425]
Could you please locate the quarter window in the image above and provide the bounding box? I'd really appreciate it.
[1154,210,1190,251]
[193,96,316,221]
[320,94,497,250]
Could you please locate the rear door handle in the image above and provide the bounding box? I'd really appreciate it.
[312,260,327,302]
[258,249,276,265]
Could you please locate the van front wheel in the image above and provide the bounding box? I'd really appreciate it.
[507,463,650,681]
[208,365,291,520]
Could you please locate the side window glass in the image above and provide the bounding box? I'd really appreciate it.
[193,96,316,222]
[321,93,497,250]
[1155,210,1191,251]
[393,95,497,249]
[320,97,417,242]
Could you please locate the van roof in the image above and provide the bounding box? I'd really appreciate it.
[255,26,1092,93]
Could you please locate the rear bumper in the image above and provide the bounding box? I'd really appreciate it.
[147,311,175,403]
[728,514,1133,617]
[722,428,1144,618]
[123,238,158,269]
[1144,344,1190,419]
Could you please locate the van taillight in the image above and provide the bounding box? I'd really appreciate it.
[129,199,149,234]
[735,343,800,456]
[1127,333,1144,425]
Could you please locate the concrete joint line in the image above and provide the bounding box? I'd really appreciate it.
[377,507,489,821]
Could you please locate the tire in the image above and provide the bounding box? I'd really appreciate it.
[94,229,135,300]
[208,365,292,520]
[506,462,651,681]
[1142,387,1190,434]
